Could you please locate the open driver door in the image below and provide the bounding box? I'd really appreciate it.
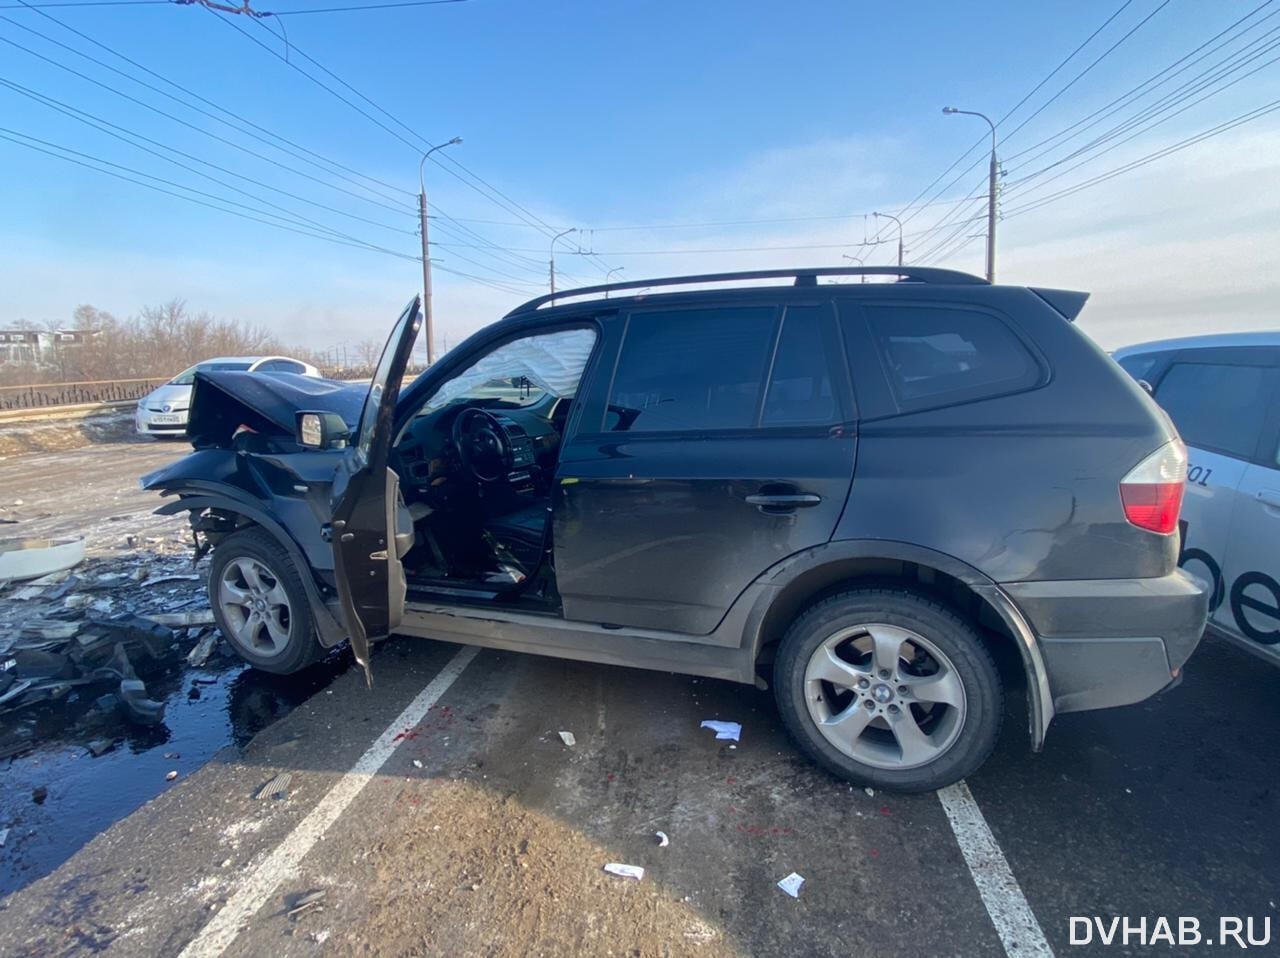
[330,296,421,686]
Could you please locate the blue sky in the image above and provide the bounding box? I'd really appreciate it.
[2,0,1279,355]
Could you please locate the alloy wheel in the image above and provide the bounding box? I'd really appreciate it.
[803,622,967,770]
[217,556,293,658]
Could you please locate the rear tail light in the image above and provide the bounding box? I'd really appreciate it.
[1120,439,1187,534]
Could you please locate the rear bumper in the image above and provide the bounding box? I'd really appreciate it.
[1002,569,1209,714]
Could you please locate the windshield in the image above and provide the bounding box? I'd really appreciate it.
[421,328,595,414]
[169,361,252,385]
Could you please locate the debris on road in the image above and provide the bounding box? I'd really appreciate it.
[146,610,215,628]
[558,730,576,747]
[255,772,293,801]
[287,889,327,919]
[655,831,670,847]
[165,770,178,781]
[0,827,8,847]
[0,536,86,581]
[603,863,645,881]
[776,872,805,898]
[700,720,742,742]
[186,631,217,667]
[31,785,47,805]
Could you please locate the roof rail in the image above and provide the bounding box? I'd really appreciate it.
[506,265,988,314]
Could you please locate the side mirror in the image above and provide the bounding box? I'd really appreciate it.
[296,411,350,449]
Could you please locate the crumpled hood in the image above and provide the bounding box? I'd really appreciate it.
[139,383,193,410]
[188,370,365,448]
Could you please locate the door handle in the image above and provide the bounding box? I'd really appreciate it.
[1257,489,1280,510]
[745,493,822,513]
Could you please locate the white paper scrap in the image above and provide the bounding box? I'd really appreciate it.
[777,872,805,898]
[558,731,576,747]
[604,863,645,881]
[700,720,741,742]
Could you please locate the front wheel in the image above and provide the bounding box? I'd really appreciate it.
[774,587,1002,792]
[208,527,322,674]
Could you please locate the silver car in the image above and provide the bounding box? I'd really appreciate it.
[1113,331,1280,665]
[135,356,320,438]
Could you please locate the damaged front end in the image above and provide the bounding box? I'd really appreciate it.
[139,369,366,652]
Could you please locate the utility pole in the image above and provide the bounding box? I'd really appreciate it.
[872,212,904,267]
[841,252,867,283]
[943,106,998,282]
[549,227,577,297]
[418,137,462,366]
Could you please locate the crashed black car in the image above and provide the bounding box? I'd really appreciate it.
[143,267,1208,791]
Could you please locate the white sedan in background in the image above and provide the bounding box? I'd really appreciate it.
[135,355,320,438]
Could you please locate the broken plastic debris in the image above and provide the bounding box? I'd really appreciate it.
[558,731,576,747]
[0,827,8,847]
[146,610,214,627]
[603,863,644,881]
[412,759,423,769]
[777,872,805,898]
[165,770,178,781]
[655,831,670,847]
[255,772,293,801]
[186,633,217,667]
[288,889,326,919]
[700,720,742,742]
[864,787,875,797]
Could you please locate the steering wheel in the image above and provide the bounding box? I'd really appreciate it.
[451,407,513,483]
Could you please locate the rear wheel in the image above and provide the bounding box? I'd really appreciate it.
[208,527,321,674]
[774,587,1002,792]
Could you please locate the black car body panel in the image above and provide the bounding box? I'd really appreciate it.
[142,268,1209,759]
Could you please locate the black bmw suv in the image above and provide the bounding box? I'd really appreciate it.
[143,266,1209,791]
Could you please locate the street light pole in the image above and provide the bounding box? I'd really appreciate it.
[549,227,577,297]
[841,252,867,283]
[604,266,624,297]
[943,106,997,282]
[418,136,462,365]
[872,211,904,267]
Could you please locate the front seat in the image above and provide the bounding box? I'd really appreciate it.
[485,502,550,570]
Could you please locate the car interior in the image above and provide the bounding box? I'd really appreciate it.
[389,327,596,605]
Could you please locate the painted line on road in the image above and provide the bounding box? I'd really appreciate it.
[937,781,1054,958]
[179,645,480,958]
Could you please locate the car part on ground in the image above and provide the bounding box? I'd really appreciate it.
[0,537,86,582]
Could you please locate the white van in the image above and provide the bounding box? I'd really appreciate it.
[1113,332,1280,665]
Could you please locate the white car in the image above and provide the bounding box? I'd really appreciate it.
[1113,331,1280,665]
[135,356,320,438]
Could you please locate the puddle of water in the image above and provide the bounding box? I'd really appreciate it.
[0,647,350,895]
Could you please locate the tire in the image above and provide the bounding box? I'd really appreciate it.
[207,526,322,675]
[774,587,1002,792]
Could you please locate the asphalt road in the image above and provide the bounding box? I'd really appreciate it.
[0,441,1276,957]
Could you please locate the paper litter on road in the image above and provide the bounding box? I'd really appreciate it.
[655,830,669,847]
[777,872,805,898]
[558,731,576,747]
[700,720,741,742]
[603,863,645,880]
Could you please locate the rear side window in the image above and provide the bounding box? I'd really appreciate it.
[1154,362,1279,461]
[609,306,775,431]
[864,304,1039,410]
[762,305,840,426]
[1117,353,1160,382]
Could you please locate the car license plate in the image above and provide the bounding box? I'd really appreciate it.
[152,414,182,424]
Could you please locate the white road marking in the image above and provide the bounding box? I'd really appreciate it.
[937,781,1055,958]
[179,645,479,958]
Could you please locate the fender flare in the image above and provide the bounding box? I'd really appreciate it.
[741,539,1054,750]
[154,490,348,649]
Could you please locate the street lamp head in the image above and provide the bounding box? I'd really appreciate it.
[447,136,462,146]
[942,106,957,114]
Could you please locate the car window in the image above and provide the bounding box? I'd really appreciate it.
[170,361,251,385]
[258,359,304,374]
[762,305,839,426]
[1117,353,1159,382]
[421,328,597,414]
[609,306,776,432]
[1155,362,1280,461]
[863,304,1039,409]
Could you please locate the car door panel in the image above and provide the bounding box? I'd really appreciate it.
[330,296,421,684]
[1217,461,1280,663]
[552,302,856,636]
[554,432,856,635]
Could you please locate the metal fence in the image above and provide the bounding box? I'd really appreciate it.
[0,377,170,411]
